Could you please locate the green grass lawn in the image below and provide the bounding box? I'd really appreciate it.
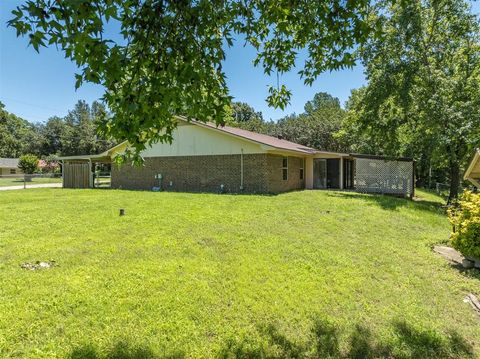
[0,189,478,358]
[0,176,62,187]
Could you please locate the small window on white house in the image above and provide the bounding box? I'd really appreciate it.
[300,159,304,180]
[10,169,16,174]
[282,157,288,181]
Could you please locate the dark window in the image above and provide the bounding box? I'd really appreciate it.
[10,169,16,174]
[300,168,304,180]
[300,158,305,180]
[282,157,288,180]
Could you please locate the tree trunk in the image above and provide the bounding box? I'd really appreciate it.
[448,161,460,203]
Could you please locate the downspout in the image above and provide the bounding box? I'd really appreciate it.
[240,148,244,191]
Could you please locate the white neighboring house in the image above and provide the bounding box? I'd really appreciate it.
[0,158,22,176]
[464,149,480,188]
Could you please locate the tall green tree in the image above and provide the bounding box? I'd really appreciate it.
[60,100,115,156]
[276,92,348,152]
[40,116,68,156]
[0,102,40,157]
[8,0,378,160]
[344,0,480,200]
[231,102,263,123]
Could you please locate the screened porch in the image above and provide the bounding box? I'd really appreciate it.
[306,153,415,198]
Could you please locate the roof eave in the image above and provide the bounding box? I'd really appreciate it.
[464,148,480,180]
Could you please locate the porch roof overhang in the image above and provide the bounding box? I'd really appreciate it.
[464,149,480,187]
[349,153,414,162]
[58,142,128,163]
[59,155,111,163]
[312,151,349,158]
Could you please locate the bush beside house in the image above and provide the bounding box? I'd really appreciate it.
[18,154,39,180]
[448,191,480,259]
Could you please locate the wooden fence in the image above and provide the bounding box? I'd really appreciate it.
[63,162,92,188]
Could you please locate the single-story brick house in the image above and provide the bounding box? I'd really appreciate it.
[464,148,480,188]
[60,117,415,196]
[0,158,21,176]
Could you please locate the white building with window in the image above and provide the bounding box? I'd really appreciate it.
[0,158,21,176]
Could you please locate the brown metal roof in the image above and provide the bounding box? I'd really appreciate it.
[196,121,319,155]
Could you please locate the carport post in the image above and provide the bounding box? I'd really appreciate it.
[305,157,313,189]
[411,161,416,199]
[60,160,64,188]
[89,159,93,188]
[339,157,344,190]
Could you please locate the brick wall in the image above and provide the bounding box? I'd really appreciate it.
[111,154,268,193]
[266,155,305,193]
[111,153,305,194]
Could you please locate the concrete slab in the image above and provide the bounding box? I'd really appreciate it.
[0,183,62,191]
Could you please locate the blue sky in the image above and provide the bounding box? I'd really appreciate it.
[1,1,478,123]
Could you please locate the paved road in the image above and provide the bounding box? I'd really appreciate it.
[0,183,62,191]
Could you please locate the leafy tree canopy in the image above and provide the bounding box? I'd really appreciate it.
[276,92,348,152]
[231,102,263,123]
[0,102,39,157]
[8,0,378,161]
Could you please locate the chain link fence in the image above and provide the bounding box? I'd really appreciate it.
[354,157,414,197]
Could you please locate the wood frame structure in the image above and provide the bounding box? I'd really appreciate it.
[464,149,480,188]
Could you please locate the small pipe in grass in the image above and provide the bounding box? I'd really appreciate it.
[119,209,125,216]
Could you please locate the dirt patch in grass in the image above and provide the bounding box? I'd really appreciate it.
[20,260,57,271]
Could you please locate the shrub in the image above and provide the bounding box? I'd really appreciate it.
[448,190,480,258]
[18,154,39,174]
[39,155,60,174]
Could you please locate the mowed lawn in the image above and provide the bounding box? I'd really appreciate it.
[0,189,479,358]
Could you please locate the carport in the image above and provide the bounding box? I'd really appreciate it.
[59,154,111,189]
[59,143,127,189]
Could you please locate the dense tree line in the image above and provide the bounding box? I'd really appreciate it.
[0,100,115,159]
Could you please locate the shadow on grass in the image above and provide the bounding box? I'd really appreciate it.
[68,320,474,359]
[218,319,474,359]
[326,191,445,214]
[448,262,480,281]
[69,341,184,359]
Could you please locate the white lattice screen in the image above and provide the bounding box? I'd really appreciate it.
[354,158,414,197]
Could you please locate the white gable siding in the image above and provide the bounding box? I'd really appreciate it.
[141,123,266,157]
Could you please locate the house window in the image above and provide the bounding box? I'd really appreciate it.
[300,159,304,180]
[10,169,16,174]
[282,157,288,181]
